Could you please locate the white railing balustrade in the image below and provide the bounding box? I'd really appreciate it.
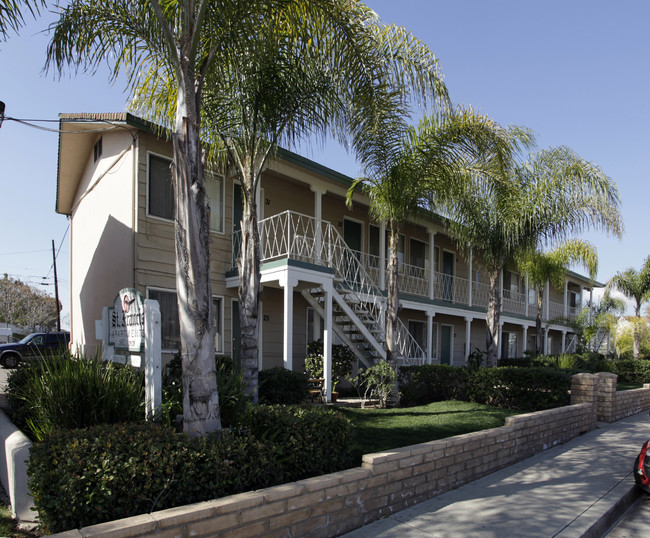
[547,301,565,321]
[232,211,425,360]
[503,289,527,316]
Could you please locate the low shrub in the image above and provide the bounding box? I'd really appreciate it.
[466,367,571,410]
[28,423,281,534]
[398,364,468,407]
[604,359,650,383]
[29,406,354,533]
[305,339,356,391]
[348,360,398,408]
[7,355,144,441]
[243,405,353,480]
[398,364,570,411]
[258,367,309,404]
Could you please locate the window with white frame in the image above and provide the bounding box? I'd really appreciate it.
[205,170,224,233]
[148,288,180,350]
[212,297,223,353]
[148,154,174,220]
[148,289,223,353]
[148,154,224,232]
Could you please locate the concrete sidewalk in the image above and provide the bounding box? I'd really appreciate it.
[342,411,650,538]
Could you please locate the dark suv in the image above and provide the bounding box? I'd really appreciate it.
[0,332,70,368]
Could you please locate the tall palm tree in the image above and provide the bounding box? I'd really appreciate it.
[0,0,45,40]
[516,239,598,354]
[606,256,650,357]
[347,108,527,361]
[47,0,305,433]
[448,146,623,366]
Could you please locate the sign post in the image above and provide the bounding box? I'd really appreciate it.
[96,288,162,421]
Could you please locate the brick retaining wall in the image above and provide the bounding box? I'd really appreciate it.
[53,402,597,538]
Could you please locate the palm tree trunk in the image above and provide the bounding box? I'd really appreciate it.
[238,173,261,402]
[172,116,221,435]
[536,290,544,355]
[485,269,501,367]
[634,305,641,358]
[385,230,400,361]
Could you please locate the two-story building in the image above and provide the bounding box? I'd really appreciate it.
[56,113,598,386]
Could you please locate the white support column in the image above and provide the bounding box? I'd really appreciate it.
[544,280,550,321]
[544,327,550,355]
[497,323,503,360]
[499,270,504,313]
[465,317,472,362]
[523,325,528,354]
[561,329,567,353]
[468,249,473,307]
[281,275,297,371]
[323,282,333,402]
[144,299,162,422]
[258,296,264,371]
[426,311,435,364]
[380,221,387,290]
[563,279,568,318]
[312,186,325,262]
[429,230,436,300]
[525,274,529,317]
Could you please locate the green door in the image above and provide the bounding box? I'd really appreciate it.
[440,325,452,365]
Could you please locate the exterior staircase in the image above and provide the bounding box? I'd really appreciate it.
[254,211,426,366]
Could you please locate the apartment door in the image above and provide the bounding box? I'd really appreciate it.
[442,251,454,301]
[440,325,453,365]
[343,219,362,282]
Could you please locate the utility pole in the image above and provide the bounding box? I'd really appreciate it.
[52,239,61,332]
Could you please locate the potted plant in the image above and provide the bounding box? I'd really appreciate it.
[305,339,355,402]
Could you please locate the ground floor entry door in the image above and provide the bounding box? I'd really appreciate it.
[440,325,452,365]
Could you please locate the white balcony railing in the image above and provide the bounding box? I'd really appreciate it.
[232,211,581,325]
[233,211,425,360]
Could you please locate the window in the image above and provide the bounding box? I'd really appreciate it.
[369,225,380,267]
[212,297,223,353]
[408,320,427,354]
[409,239,427,279]
[205,170,224,233]
[503,271,520,299]
[148,154,174,220]
[148,289,223,353]
[93,136,102,162]
[148,289,180,350]
[501,331,518,359]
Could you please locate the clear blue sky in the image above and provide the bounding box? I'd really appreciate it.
[1,0,648,327]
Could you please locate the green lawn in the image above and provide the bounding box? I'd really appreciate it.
[618,382,643,391]
[0,504,39,537]
[337,400,517,465]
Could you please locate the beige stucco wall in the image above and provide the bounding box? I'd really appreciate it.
[69,130,136,356]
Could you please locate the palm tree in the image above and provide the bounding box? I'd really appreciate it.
[516,239,598,354]
[606,256,650,357]
[0,0,45,40]
[448,146,623,366]
[48,0,451,411]
[346,107,526,361]
[47,0,284,434]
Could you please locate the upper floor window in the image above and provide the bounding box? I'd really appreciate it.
[93,136,102,163]
[148,153,224,233]
[148,154,174,220]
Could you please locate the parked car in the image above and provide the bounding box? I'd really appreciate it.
[0,332,70,368]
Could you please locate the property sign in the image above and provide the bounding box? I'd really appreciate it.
[108,288,145,352]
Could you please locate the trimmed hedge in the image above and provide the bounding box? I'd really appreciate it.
[399,364,468,407]
[466,367,571,410]
[244,405,353,480]
[399,364,571,411]
[604,359,650,384]
[28,405,353,534]
[258,367,309,404]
